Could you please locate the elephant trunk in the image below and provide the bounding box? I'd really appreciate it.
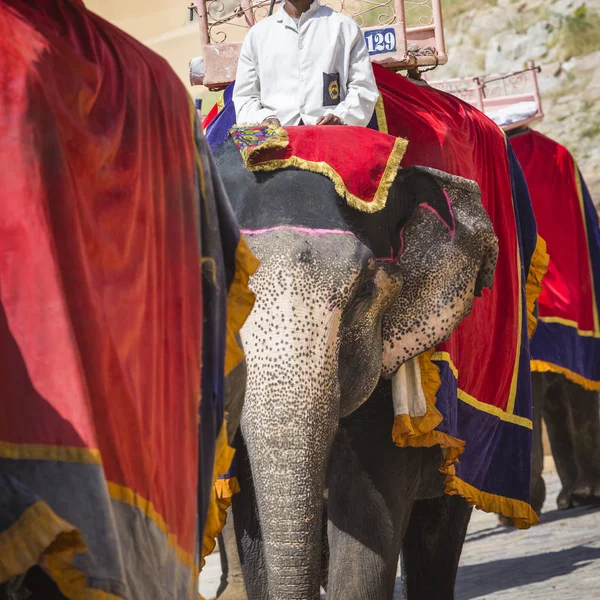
[241,331,340,600]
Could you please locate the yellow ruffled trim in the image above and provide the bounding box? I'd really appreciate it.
[201,236,258,567]
[525,235,549,339]
[244,136,408,214]
[392,350,539,528]
[224,236,260,376]
[530,359,600,391]
[0,501,83,586]
[442,465,539,530]
[201,421,237,566]
[391,350,443,442]
[214,477,241,500]
[0,501,126,599]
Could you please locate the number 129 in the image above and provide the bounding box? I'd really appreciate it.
[365,30,396,54]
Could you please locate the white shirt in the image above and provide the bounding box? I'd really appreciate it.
[232,1,379,127]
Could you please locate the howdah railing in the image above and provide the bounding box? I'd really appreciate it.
[189,0,447,89]
[429,62,544,132]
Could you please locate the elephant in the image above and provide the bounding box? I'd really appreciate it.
[530,372,600,512]
[497,371,600,528]
[213,137,498,599]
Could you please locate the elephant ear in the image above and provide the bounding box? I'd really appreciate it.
[381,166,498,378]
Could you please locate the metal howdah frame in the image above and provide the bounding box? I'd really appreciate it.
[189,0,447,90]
[428,61,544,132]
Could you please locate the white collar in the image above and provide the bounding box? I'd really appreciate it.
[276,1,321,23]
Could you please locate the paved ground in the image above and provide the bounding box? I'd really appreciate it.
[199,470,600,599]
[455,471,600,600]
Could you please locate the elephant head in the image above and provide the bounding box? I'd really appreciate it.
[215,139,497,599]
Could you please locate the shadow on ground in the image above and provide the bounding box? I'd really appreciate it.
[464,506,600,544]
[538,505,600,525]
[454,544,600,599]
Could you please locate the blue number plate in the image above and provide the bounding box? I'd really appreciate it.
[364,28,397,56]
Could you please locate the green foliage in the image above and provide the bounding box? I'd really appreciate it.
[559,5,600,59]
[440,0,498,22]
[580,100,600,139]
[510,4,551,35]
[581,120,600,140]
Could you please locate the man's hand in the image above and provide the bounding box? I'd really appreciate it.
[316,114,343,126]
[261,117,281,127]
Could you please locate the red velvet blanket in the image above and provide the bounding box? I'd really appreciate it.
[511,129,600,388]
[230,124,407,213]
[374,64,545,527]
[0,1,205,596]
[512,130,596,330]
[375,65,523,412]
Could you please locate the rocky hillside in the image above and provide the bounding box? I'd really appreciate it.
[435,0,600,204]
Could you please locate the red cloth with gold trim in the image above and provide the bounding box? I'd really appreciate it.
[375,64,543,527]
[229,124,407,213]
[511,129,600,389]
[0,0,256,596]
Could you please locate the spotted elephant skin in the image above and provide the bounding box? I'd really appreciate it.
[214,139,497,600]
[530,372,600,513]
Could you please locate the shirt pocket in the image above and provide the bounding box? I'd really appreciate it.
[322,72,341,107]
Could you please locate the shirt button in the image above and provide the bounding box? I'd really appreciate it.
[299,76,305,82]
[299,44,303,50]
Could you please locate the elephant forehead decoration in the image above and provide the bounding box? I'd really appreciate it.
[215,138,498,380]
[381,167,498,376]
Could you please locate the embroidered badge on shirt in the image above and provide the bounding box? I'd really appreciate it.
[323,72,341,106]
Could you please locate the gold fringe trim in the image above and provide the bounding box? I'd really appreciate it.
[525,235,549,339]
[224,236,260,376]
[530,359,600,391]
[374,94,389,134]
[244,137,408,214]
[392,351,539,528]
[240,125,290,162]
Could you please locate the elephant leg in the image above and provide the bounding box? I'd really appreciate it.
[569,387,600,505]
[400,495,472,600]
[231,439,268,600]
[543,376,578,509]
[215,534,228,597]
[530,373,547,516]
[326,384,423,600]
[213,508,248,600]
